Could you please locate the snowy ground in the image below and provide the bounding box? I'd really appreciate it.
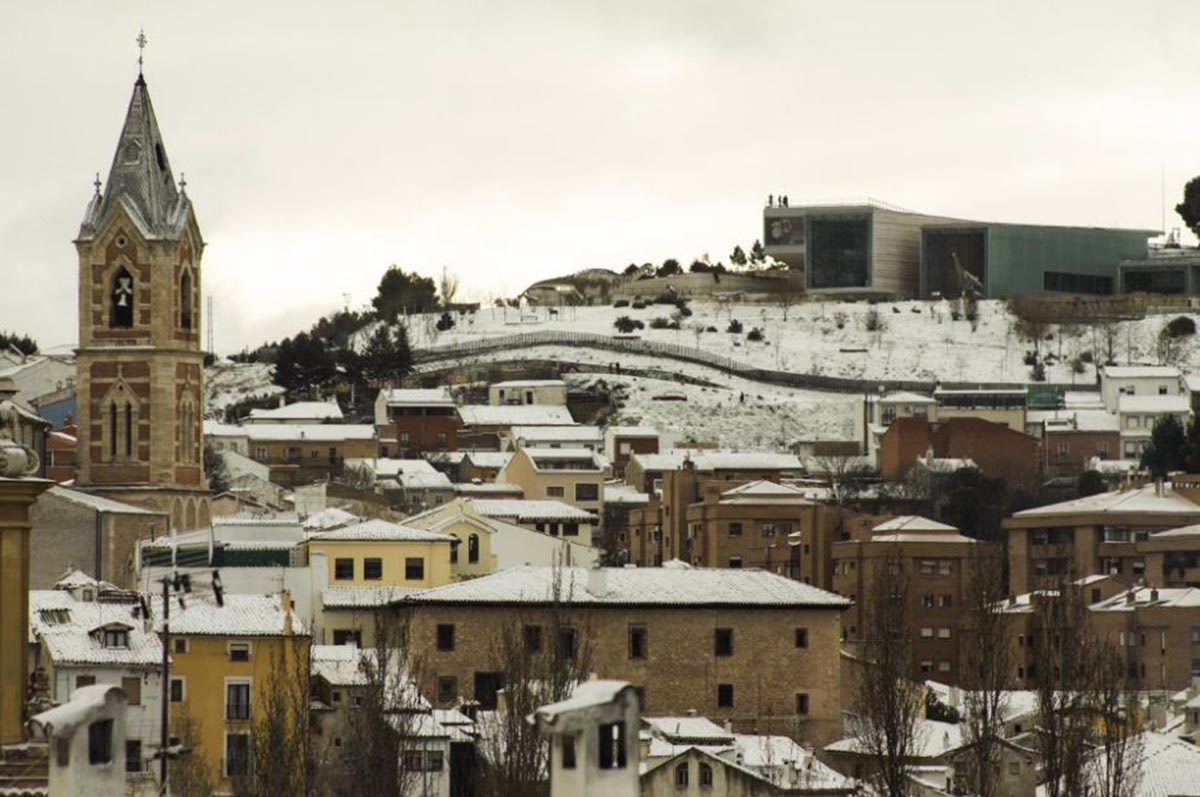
[397,299,1200,385]
[205,361,284,417]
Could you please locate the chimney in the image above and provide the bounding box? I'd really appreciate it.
[281,589,294,633]
[587,567,608,599]
[278,394,286,408]
[1125,590,1136,605]
[1008,593,1017,607]
[1150,587,1160,602]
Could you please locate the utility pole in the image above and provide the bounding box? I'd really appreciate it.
[159,576,171,794]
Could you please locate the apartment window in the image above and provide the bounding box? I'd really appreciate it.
[938,627,952,639]
[1192,659,1200,677]
[920,594,934,608]
[125,739,142,773]
[121,677,141,706]
[76,675,96,689]
[405,557,425,580]
[88,720,113,765]
[795,693,809,715]
[558,627,578,660]
[919,560,936,575]
[1056,442,1069,463]
[795,628,808,648]
[469,534,480,563]
[921,660,933,673]
[920,627,934,639]
[524,624,543,653]
[225,733,251,778]
[170,678,185,702]
[717,684,734,708]
[675,763,690,787]
[564,522,579,536]
[562,735,577,769]
[700,762,713,787]
[598,722,627,769]
[228,642,251,662]
[254,446,266,460]
[332,629,362,647]
[436,624,455,651]
[714,628,734,657]
[437,676,457,705]
[399,431,411,446]
[575,483,600,502]
[173,638,189,654]
[761,523,776,537]
[364,558,383,581]
[938,594,952,608]
[547,486,565,498]
[728,555,742,569]
[938,560,952,575]
[334,558,354,580]
[435,431,448,446]
[728,522,742,536]
[103,628,129,649]
[938,661,951,672]
[226,680,251,721]
[629,625,648,659]
[1191,628,1200,644]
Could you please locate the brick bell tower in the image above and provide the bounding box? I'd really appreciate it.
[73,55,209,531]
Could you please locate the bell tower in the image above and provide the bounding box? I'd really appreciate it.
[73,54,209,530]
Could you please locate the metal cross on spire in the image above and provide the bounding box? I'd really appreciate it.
[137,29,147,73]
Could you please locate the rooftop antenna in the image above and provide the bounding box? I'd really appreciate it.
[136,29,147,75]
[1161,165,1166,236]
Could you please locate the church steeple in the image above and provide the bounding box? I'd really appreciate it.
[80,72,190,240]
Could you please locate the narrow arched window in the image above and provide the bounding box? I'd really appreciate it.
[124,403,133,457]
[180,271,193,329]
[675,763,689,787]
[110,267,134,328]
[108,403,117,458]
[699,762,713,787]
[468,533,480,564]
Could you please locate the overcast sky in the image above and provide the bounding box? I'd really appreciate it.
[3,1,1200,354]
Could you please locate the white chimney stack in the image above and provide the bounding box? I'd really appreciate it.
[587,567,608,598]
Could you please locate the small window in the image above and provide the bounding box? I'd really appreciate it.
[88,719,114,765]
[225,733,251,777]
[173,638,189,654]
[795,628,808,648]
[332,629,362,647]
[437,676,457,704]
[125,739,142,773]
[546,486,565,498]
[334,558,354,581]
[364,558,383,581]
[437,624,455,651]
[121,676,141,706]
[728,522,742,536]
[715,628,733,657]
[938,661,952,672]
[76,675,96,689]
[562,734,577,769]
[675,762,690,787]
[405,557,425,580]
[598,722,627,769]
[468,534,480,564]
[226,681,251,720]
[229,642,251,662]
[699,762,713,787]
[938,627,952,639]
[728,555,742,569]
[558,627,578,660]
[629,625,647,659]
[920,627,934,639]
[103,628,129,649]
[169,678,185,702]
[575,483,599,502]
[524,624,543,653]
[795,693,809,715]
[717,683,734,708]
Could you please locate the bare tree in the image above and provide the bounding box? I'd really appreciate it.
[440,267,460,307]
[813,453,875,505]
[477,566,594,797]
[960,545,1013,797]
[241,641,315,797]
[1086,640,1142,797]
[167,707,215,797]
[853,545,921,797]
[776,289,803,322]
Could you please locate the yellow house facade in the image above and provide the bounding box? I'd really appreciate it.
[163,593,309,794]
[498,448,605,517]
[305,519,456,589]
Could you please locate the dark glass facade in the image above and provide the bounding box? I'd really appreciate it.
[807,216,870,288]
[1123,268,1187,294]
[923,228,987,297]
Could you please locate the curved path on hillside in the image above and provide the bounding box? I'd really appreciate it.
[411,330,1092,394]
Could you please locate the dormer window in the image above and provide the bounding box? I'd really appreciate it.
[103,628,129,649]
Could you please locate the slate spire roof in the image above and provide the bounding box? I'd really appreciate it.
[80,73,192,240]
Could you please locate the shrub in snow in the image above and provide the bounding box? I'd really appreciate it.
[650,317,678,330]
[747,327,765,342]
[1165,316,1197,338]
[654,292,678,305]
[1080,351,1095,363]
[833,310,848,329]
[1031,362,1046,382]
[863,308,887,332]
[1023,351,1037,366]
[727,319,744,334]
[1071,357,1086,375]
[705,326,717,333]
[631,301,647,309]
[613,299,630,308]
[435,312,455,331]
[614,316,644,333]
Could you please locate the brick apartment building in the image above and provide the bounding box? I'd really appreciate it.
[832,516,987,685]
[878,417,1041,486]
[375,387,459,458]
[400,565,850,746]
[604,426,660,480]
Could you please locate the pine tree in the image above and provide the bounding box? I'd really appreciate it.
[749,239,766,264]
[729,245,747,267]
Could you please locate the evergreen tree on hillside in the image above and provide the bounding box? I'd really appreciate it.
[372,265,439,323]
[749,239,766,265]
[360,325,412,386]
[0,331,38,356]
[1175,176,1200,238]
[729,245,747,267]
[1140,414,1189,478]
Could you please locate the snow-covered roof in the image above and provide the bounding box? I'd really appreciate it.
[1185,373,1200,393]
[644,716,732,743]
[302,507,360,531]
[458,405,575,427]
[1012,483,1200,519]
[30,591,162,668]
[1091,586,1200,611]
[308,519,455,543]
[54,568,102,590]
[381,387,454,408]
[347,458,438,479]
[1117,394,1190,414]
[603,482,650,505]
[247,401,343,422]
[510,425,603,443]
[631,449,803,473]
[241,423,376,442]
[1075,732,1200,797]
[158,593,306,637]
[534,680,634,726]
[1103,365,1182,379]
[606,425,660,438]
[1063,391,1105,409]
[1029,409,1121,433]
[395,471,454,490]
[524,448,604,470]
[409,565,851,608]
[467,499,595,522]
[1149,522,1200,539]
[311,645,430,710]
[463,451,514,469]
[454,482,525,496]
[914,456,977,473]
[47,486,164,516]
[491,379,566,388]
[879,391,936,405]
[873,516,959,533]
[322,586,424,608]
[825,719,964,758]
